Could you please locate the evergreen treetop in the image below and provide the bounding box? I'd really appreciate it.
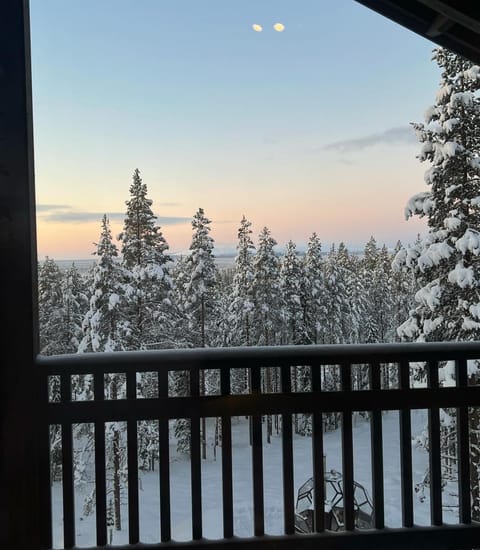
[395,48,480,342]
[119,168,170,269]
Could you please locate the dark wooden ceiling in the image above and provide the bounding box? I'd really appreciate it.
[356,0,480,64]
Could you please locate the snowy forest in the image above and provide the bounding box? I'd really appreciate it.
[42,47,480,540]
[39,179,414,356]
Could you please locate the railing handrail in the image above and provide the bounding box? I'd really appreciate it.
[36,340,480,373]
[46,388,480,425]
[40,341,480,549]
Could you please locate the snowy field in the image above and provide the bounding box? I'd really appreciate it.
[52,410,459,547]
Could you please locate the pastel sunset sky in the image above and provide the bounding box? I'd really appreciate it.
[31,0,440,259]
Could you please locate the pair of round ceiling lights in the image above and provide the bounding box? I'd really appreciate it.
[252,23,285,32]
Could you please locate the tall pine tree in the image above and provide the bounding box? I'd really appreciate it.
[280,240,306,344]
[119,168,172,350]
[395,48,480,518]
[38,257,64,355]
[303,233,327,344]
[396,49,480,343]
[79,215,128,353]
[174,208,217,457]
[182,207,217,348]
[252,227,281,443]
[228,216,255,348]
[252,227,281,346]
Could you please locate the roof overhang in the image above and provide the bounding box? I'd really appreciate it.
[355,0,480,64]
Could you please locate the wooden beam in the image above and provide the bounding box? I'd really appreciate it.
[426,13,454,38]
[0,1,41,548]
[417,0,480,35]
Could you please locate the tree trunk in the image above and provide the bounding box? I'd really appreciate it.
[110,378,122,531]
[200,370,207,460]
[200,297,207,459]
[266,367,272,444]
[113,428,122,531]
[201,296,206,348]
[248,368,253,445]
[293,367,299,434]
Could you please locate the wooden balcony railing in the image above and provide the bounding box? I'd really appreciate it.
[38,342,480,550]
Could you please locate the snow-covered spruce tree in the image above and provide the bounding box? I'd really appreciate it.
[171,256,196,347]
[62,264,89,355]
[377,244,400,387]
[40,260,94,475]
[62,264,92,401]
[226,216,256,395]
[321,245,348,430]
[175,208,217,457]
[252,227,282,347]
[323,244,353,345]
[168,258,191,456]
[77,215,129,529]
[210,271,232,348]
[303,233,328,344]
[79,215,128,353]
[391,240,416,341]
[360,240,398,387]
[323,245,341,345]
[280,241,310,434]
[169,257,193,450]
[394,48,480,518]
[361,237,381,344]
[228,216,255,348]
[361,237,395,345]
[396,49,480,342]
[280,240,307,345]
[118,168,173,351]
[38,257,66,481]
[38,257,64,355]
[39,260,89,357]
[252,227,282,443]
[337,242,361,344]
[183,207,217,348]
[379,244,396,340]
[118,169,174,468]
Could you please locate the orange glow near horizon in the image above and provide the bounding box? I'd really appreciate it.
[34,118,429,260]
[36,190,427,260]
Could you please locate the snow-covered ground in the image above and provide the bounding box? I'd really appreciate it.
[52,410,459,547]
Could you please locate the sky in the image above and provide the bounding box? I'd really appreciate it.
[30,0,441,259]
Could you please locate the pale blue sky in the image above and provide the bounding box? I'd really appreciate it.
[31,0,439,258]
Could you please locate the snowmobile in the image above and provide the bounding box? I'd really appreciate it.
[294,470,374,533]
